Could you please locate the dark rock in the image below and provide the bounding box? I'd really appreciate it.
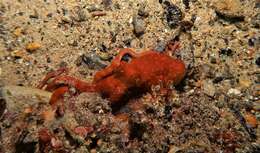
[255,2,260,8]
[129,122,147,140]
[213,76,224,84]
[15,130,38,153]
[180,20,193,32]
[219,48,233,56]
[78,53,107,69]
[102,0,112,8]
[162,1,183,28]
[256,57,260,66]
[216,11,244,22]
[132,16,146,37]
[248,37,257,47]
[182,0,190,9]
[164,105,172,121]
[251,13,260,28]
[0,90,6,119]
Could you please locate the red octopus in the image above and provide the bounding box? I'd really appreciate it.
[38,42,186,109]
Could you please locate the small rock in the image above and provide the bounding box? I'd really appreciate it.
[253,102,260,111]
[194,48,202,57]
[213,0,245,22]
[161,1,183,28]
[87,4,102,12]
[168,145,182,153]
[13,27,23,37]
[248,37,258,47]
[239,77,252,89]
[61,14,72,23]
[219,48,233,56]
[132,16,146,37]
[227,88,241,95]
[77,53,107,70]
[99,52,112,61]
[182,0,190,9]
[154,41,166,52]
[244,113,258,128]
[74,126,94,137]
[73,6,88,22]
[202,80,216,97]
[102,0,112,8]
[256,57,260,66]
[251,13,260,28]
[138,4,149,18]
[26,42,41,52]
[10,50,26,58]
[29,9,39,19]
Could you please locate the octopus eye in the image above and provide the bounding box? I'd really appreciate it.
[121,53,133,63]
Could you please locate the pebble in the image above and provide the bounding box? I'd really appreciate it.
[239,77,252,89]
[102,0,112,8]
[202,80,216,97]
[244,113,258,128]
[251,13,260,28]
[227,88,241,95]
[11,50,26,58]
[253,102,260,111]
[256,57,260,66]
[154,41,166,52]
[182,0,190,9]
[13,28,23,37]
[194,48,202,57]
[248,37,257,47]
[99,52,112,61]
[61,14,72,23]
[132,16,146,37]
[219,48,233,56]
[138,4,149,18]
[26,42,41,52]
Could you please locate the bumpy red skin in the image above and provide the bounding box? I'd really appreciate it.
[94,50,186,103]
[39,46,186,107]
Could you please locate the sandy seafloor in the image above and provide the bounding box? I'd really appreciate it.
[0,0,260,152]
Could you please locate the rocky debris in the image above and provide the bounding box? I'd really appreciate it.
[213,0,245,22]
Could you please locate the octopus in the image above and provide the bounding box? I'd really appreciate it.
[38,41,186,110]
